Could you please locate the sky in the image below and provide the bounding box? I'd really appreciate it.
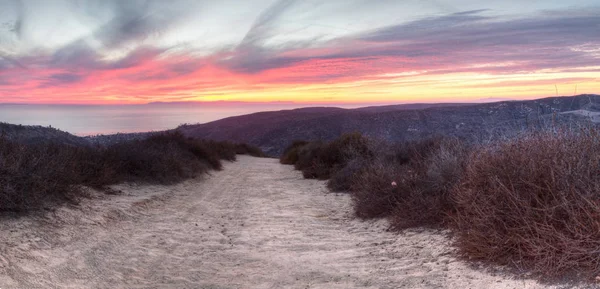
[0,0,599,105]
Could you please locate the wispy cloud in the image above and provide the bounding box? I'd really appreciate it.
[38,72,85,88]
[230,8,600,76]
[0,1,599,104]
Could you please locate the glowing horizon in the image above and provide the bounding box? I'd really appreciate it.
[0,1,599,105]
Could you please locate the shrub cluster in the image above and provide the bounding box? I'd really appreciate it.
[0,139,86,211]
[280,141,309,165]
[281,133,372,180]
[233,143,267,158]
[0,131,264,212]
[452,130,600,278]
[282,129,600,279]
[282,135,465,228]
[352,138,467,230]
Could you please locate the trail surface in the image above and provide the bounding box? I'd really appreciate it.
[1,156,552,288]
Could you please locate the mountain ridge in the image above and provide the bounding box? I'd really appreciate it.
[3,94,599,154]
[179,94,600,156]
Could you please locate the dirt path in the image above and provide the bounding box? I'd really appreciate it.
[0,156,553,289]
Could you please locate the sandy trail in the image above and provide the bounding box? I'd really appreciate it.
[0,156,553,289]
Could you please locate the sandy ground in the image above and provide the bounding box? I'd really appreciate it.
[0,156,560,289]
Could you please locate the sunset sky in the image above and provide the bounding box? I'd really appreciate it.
[0,0,599,104]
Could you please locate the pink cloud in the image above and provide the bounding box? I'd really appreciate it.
[1,9,599,103]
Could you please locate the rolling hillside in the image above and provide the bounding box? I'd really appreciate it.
[9,95,597,156]
[0,122,90,147]
[179,95,600,156]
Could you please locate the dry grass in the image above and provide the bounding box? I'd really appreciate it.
[452,129,600,279]
[282,129,600,280]
[97,132,224,185]
[327,157,367,192]
[351,137,467,229]
[280,141,309,165]
[0,131,265,212]
[0,139,86,211]
[234,143,267,158]
[282,134,465,227]
[288,133,372,180]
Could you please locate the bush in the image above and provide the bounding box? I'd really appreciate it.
[327,157,367,192]
[293,133,372,180]
[0,139,86,211]
[320,132,372,168]
[452,129,600,278]
[350,137,466,228]
[282,135,465,227]
[294,141,328,179]
[389,138,467,229]
[0,131,259,212]
[351,160,403,218]
[234,143,266,158]
[283,128,600,280]
[280,141,309,164]
[99,132,222,184]
[199,140,237,162]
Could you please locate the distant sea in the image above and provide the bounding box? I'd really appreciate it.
[0,103,366,136]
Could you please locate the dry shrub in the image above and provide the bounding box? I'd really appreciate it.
[191,140,265,160]
[351,160,403,218]
[234,143,266,157]
[452,129,600,278]
[294,141,325,178]
[389,138,467,229]
[320,132,372,168]
[100,132,221,184]
[351,137,467,229]
[198,140,237,162]
[280,140,309,164]
[0,139,92,211]
[301,158,331,180]
[293,133,372,180]
[386,136,446,165]
[0,131,258,212]
[327,157,367,192]
[280,127,600,279]
[284,135,466,227]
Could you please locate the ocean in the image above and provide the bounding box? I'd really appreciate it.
[0,103,364,136]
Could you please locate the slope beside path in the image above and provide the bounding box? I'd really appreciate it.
[0,156,550,289]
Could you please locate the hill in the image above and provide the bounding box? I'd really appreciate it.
[179,94,600,156]
[0,122,90,147]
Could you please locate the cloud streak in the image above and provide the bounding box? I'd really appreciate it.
[0,1,599,104]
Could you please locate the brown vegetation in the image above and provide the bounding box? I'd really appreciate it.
[281,128,600,280]
[280,141,309,165]
[0,138,85,211]
[351,137,467,229]
[284,133,371,180]
[233,143,267,158]
[0,131,264,212]
[452,129,600,278]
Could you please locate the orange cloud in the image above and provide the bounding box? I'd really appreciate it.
[1,9,599,104]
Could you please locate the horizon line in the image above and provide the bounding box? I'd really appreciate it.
[1,94,598,106]
[0,99,497,106]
